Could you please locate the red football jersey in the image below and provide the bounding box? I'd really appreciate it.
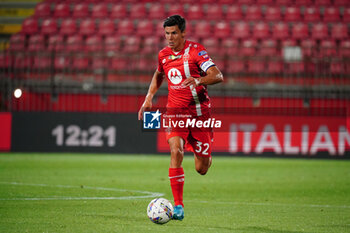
[157,40,215,117]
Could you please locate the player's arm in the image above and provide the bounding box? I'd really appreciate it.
[181,66,223,89]
[138,70,165,120]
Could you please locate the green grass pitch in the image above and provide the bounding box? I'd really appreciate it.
[0,153,349,233]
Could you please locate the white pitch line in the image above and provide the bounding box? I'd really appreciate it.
[0,182,164,201]
[187,200,350,209]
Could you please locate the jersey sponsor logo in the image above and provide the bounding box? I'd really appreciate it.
[200,60,215,72]
[198,50,208,56]
[168,68,183,85]
[183,53,189,62]
[168,55,182,60]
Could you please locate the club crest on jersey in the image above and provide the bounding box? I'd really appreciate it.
[168,55,182,60]
[168,68,182,85]
[198,50,207,56]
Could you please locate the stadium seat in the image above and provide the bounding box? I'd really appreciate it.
[232,22,250,39]
[136,20,154,37]
[267,60,283,74]
[319,39,337,57]
[21,17,39,35]
[314,0,332,6]
[221,38,239,55]
[129,4,147,19]
[54,55,71,70]
[202,38,221,56]
[226,6,243,21]
[300,39,316,57]
[117,19,135,35]
[303,7,321,22]
[85,35,103,52]
[140,37,160,54]
[339,40,350,57]
[240,39,258,57]
[330,60,344,75]
[343,8,350,22]
[284,7,301,22]
[247,60,265,74]
[272,22,289,40]
[91,3,109,18]
[213,21,231,39]
[206,5,223,21]
[291,23,309,40]
[256,0,274,5]
[27,34,45,52]
[323,7,341,22]
[252,22,270,39]
[12,54,31,69]
[72,3,89,18]
[331,23,348,40]
[60,18,77,36]
[259,39,278,56]
[226,60,245,73]
[186,5,204,20]
[66,35,84,52]
[122,36,141,53]
[34,2,51,18]
[72,56,90,70]
[104,34,122,54]
[168,4,185,17]
[110,4,128,19]
[194,21,212,38]
[284,62,304,74]
[245,6,263,21]
[237,0,255,5]
[53,3,70,18]
[110,56,128,70]
[148,3,166,20]
[275,0,293,5]
[79,19,96,36]
[47,34,64,52]
[98,19,115,36]
[33,55,51,70]
[281,39,297,47]
[91,57,108,70]
[333,0,349,7]
[41,19,58,35]
[294,0,313,6]
[311,23,329,40]
[264,6,282,22]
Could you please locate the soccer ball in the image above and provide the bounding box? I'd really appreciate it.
[147,198,173,224]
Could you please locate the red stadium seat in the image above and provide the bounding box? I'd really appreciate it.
[291,23,309,40]
[110,4,128,19]
[98,19,115,36]
[264,6,282,22]
[54,55,71,70]
[206,5,223,21]
[245,6,263,21]
[272,22,289,40]
[186,5,203,20]
[226,60,245,73]
[259,39,278,56]
[92,57,108,70]
[237,0,255,5]
[41,18,58,35]
[47,34,64,52]
[136,20,154,37]
[72,56,90,70]
[60,18,77,36]
[33,55,51,70]
[110,57,128,70]
[148,3,166,20]
[267,60,283,74]
[343,8,350,22]
[129,4,147,19]
[27,34,45,52]
[319,39,337,57]
[284,7,301,22]
[221,38,239,55]
[333,0,349,7]
[294,0,313,6]
[330,61,344,75]
[85,35,103,52]
[168,5,185,17]
[323,7,341,22]
[300,39,316,57]
[339,40,350,57]
[247,60,265,74]
[226,6,243,21]
[213,21,231,39]
[232,22,250,39]
[12,54,31,69]
[91,3,109,18]
[66,35,84,52]
[34,2,51,18]
[311,23,329,40]
[72,3,89,18]
[117,19,135,35]
[53,3,70,18]
[141,37,160,54]
[194,21,212,38]
[240,39,258,57]
[22,17,39,35]
[104,34,122,54]
[314,0,332,6]
[303,7,321,22]
[256,0,274,5]
[331,23,348,40]
[122,36,141,53]
[79,19,96,36]
[252,22,270,39]
[275,0,293,5]
[202,38,221,56]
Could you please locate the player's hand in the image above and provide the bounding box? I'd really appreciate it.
[138,99,152,121]
[181,77,200,90]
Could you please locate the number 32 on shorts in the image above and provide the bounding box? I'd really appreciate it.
[195,141,210,156]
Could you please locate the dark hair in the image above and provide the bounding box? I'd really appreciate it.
[163,15,186,32]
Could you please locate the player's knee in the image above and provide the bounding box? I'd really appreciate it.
[170,147,184,158]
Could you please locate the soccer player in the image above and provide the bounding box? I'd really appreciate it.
[138,15,223,220]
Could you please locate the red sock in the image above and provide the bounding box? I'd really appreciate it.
[169,167,185,207]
